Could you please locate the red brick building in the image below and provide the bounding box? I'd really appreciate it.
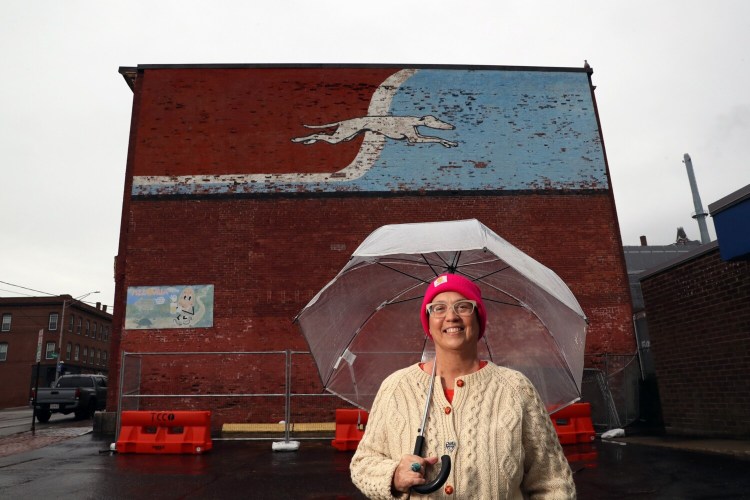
[0,296,112,409]
[111,65,635,427]
[640,243,750,437]
[639,184,750,438]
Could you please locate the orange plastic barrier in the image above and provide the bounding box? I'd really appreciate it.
[116,410,212,454]
[331,409,368,451]
[550,402,595,445]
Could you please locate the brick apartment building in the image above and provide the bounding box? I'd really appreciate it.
[0,296,112,408]
[111,64,636,427]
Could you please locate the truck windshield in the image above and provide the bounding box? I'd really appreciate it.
[57,377,94,388]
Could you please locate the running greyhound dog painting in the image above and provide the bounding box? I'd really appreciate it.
[130,66,609,196]
[292,114,459,148]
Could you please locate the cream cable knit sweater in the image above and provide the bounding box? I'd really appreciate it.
[350,362,576,499]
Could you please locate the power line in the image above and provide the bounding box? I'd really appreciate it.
[0,288,38,297]
[0,280,58,297]
[0,280,113,312]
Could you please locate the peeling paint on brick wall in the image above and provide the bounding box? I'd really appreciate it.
[130,67,607,196]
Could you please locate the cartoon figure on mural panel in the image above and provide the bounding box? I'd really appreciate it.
[171,286,198,326]
[125,285,214,330]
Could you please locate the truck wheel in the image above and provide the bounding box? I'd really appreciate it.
[36,410,51,423]
[87,400,97,418]
[75,405,89,419]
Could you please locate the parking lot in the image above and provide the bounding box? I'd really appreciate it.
[1,407,750,499]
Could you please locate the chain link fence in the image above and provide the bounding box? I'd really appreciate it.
[582,353,641,431]
[116,350,350,442]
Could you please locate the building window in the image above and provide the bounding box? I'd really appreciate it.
[1,314,11,332]
[93,322,98,339]
[0,343,7,361]
[99,324,103,340]
[76,318,82,335]
[102,350,108,365]
[85,320,90,337]
[88,348,94,364]
[74,344,80,361]
[49,313,59,331]
[66,342,72,361]
[68,314,74,332]
[45,342,56,360]
[104,326,109,341]
[83,346,88,364]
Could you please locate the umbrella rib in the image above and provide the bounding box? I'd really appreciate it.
[482,297,525,308]
[419,252,454,276]
[456,264,512,282]
[375,261,436,284]
[448,251,461,273]
[481,334,494,363]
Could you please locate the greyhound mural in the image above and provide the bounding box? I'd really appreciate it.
[131,66,607,196]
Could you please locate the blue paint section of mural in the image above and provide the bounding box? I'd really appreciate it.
[132,69,608,196]
[125,285,214,329]
[356,70,607,191]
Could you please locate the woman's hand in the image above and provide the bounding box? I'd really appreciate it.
[392,455,439,493]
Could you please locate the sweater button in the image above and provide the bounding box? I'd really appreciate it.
[456,379,464,387]
[444,406,451,414]
[444,485,454,495]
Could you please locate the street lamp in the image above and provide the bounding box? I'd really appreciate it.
[56,291,99,382]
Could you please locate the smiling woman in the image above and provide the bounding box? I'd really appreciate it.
[350,273,577,499]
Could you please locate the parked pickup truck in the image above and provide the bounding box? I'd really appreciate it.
[30,374,107,423]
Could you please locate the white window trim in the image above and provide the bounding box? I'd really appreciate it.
[45,342,56,360]
[1,314,11,332]
[49,313,59,331]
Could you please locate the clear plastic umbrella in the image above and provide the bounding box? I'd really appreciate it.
[296,219,587,414]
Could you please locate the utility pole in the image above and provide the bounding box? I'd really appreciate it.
[56,291,99,383]
[683,154,711,244]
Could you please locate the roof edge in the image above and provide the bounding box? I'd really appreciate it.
[708,183,750,215]
[118,66,137,92]
[122,62,593,73]
[639,241,719,281]
[116,63,593,94]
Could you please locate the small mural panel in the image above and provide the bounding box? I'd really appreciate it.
[125,285,214,329]
[131,67,607,196]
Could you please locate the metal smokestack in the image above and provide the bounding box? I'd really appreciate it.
[682,154,711,244]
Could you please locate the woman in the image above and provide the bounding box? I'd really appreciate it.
[350,273,576,499]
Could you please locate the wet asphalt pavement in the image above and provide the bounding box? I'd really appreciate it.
[1,432,749,499]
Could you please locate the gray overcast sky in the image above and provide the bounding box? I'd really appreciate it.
[2,0,749,311]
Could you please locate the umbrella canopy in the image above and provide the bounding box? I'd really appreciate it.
[296,219,587,414]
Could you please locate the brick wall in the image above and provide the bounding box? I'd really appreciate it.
[108,193,635,423]
[641,248,750,437]
[107,65,636,424]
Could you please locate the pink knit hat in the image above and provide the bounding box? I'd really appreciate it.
[420,273,487,339]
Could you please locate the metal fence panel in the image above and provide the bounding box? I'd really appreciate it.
[116,350,349,442]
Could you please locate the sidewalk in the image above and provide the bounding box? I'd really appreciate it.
[0,426,93,458]
[611,434,750,460]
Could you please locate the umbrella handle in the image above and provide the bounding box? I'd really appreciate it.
[411,435,451,495]
[412,455,451,495]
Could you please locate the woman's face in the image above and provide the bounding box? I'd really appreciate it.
[428,291,479,353]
